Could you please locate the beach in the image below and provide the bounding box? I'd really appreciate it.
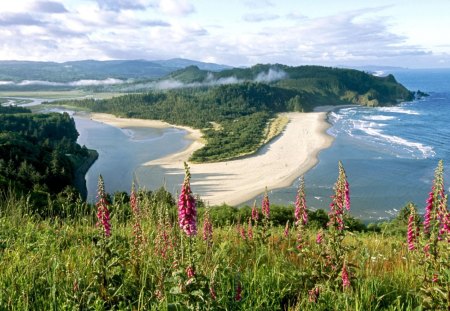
[90,112,333,206]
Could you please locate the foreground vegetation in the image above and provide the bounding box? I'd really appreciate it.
[0,161,448,310]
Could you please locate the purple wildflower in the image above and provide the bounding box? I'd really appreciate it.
[341,264,350,289]
[96,175,111,238]
[235,281,242,302]
[294,176,308,226]
[202,211,213,247]
[316,230,323,244]
[251,200,259,222]
[178,162,197,237]
[262,187,270,219]
[284,221,289,238]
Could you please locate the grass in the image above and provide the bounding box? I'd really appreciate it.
[0,193,437,310]
[0,161,448,310]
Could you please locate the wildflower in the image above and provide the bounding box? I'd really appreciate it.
[210,286,217,301]
[316,230,323,244]
[251,200,259,222]
[424,189,434,235]
[235,281,242,302]
[308,287,320,303]
[284,221,289,238]
[341,263,350,289]
[423,243,430,256]
[96,175,111,238]
[247,217,253,240]
[178,162,197,237]
[186,265,195,279]
[239,224,247,240]
[202,211,213,247]
[327,161,350,231]
[407,204,417,251]
[432,274,438,283]
[294,176,308,226]
[262,187,270,219]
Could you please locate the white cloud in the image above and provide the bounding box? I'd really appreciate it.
[243,13,279,23]
[0,2,448,68]
[31,1,68,13]
[159,0,194,16]
[255,69,287,82]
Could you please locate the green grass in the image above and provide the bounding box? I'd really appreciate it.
[0,192,437,310]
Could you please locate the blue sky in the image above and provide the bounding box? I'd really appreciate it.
[0,0,449,67]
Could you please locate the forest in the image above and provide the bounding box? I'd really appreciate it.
[0,106,94,208]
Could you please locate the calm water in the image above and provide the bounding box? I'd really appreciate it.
[260,69,450,220]
[74,114,191,202]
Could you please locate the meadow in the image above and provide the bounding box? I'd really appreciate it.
[0,161,448,310]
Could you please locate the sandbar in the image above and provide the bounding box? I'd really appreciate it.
[144,112,334,206]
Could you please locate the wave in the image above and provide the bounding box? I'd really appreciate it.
[377,106,420,115]
[363,115,396,121]
[353,121,435,158]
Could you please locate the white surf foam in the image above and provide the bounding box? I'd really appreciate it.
[378,106,420,115]
[363,115,396,121]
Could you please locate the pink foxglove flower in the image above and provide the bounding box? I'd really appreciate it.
[202,212,213,247]
[251,200,259,222]
[316,230,323,244]
[178,162,197,237]
[96,175,111,238]
[407,204,417,251]
[341,264,350,289]
[247,218,253,240]
[284,221,289,238]
[424,189,434,235]
[327,161,350,231]
[186,265,195,279]
[235,281,242,302]
[294,176,308,226]
[262,188,270,219]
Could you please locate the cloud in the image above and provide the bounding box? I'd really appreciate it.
[31,1,68,13]
[6,78,126,86]
[243,13,279,23]
[0,13,45,26]
[243,0,273,9]
[255,69,287,82]
[159,0,195,16]
[96,0,156,12]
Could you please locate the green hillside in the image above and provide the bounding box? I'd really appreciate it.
[0,106,96,204]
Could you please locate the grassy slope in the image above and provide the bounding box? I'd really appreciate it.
[0,195,421,310]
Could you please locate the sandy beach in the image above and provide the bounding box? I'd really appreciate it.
[90,113,204,143]
[143,112,334,206]
[90,112,333,206]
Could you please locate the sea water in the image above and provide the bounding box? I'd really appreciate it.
[74,115,191,202]
[262,69,450,220]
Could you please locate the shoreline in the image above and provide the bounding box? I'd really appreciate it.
[145,111,335,206]
[89,113,204,144]
[88,110,336,206]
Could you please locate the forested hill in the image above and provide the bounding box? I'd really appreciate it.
[50,65,413,163]
[165,64,413,107]
[0,106,96,207]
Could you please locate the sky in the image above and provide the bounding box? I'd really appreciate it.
[0,0,449,68]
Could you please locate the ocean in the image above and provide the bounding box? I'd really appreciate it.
[262,69,450,221]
